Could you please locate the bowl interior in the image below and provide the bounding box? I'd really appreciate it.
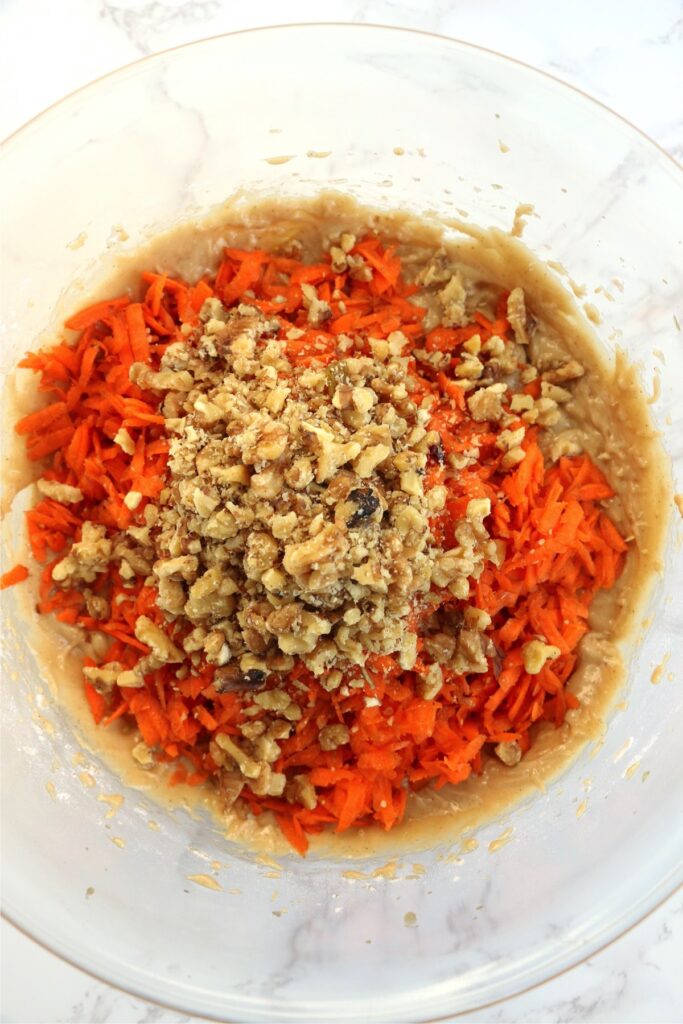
[2,25,682,1022]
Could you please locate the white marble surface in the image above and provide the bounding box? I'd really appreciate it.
[1,1,682,1022]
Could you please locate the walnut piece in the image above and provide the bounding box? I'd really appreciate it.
[319,724,350,751]
[467,384,507,423]
[52,523,112,584]
[522,638,561,674]
[143,302,451,678]
[495,740,522,766]
[134,616,184,663]
[37,479,83,504]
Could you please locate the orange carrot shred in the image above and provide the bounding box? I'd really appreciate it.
[64,297,130,331]
[0,564,29,590]
[84,682,106,725]
[125,304,151,363]
[15,402,69,436]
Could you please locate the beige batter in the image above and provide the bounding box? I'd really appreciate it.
[3,193,671,858]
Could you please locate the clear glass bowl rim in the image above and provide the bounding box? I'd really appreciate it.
[1,21,682,1023]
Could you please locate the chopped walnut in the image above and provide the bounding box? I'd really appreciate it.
[415,250,454,287]
[134,616,184,663]
[522,638,561,674]
[283,524,349,579]
[83,663,121,692]
[300,282,332,326]
[116,653,161,689]
[285,773,317,810]
[541,380,572,404]
[214,733,261,779]
[153,555,198,581]
[215,770,245,809]
[467,383,507,423]
[398,631,418,670]
[156,576,187,616]
[549,431,583,462]
[542,359,584,383]
[250,764,287,797]
[510,393,534,413]
[83,591,110,621]
[455,353,484,380]
[52,523,112,584]
[353,443,392,478]
[532,396,561,427]
[131,741,155,768]
[495,740,522,766]
[215,727,288,796]
[496,427,526,452]
[417,662,443,700]
[463,606,492,631]
[37,479,83,504]
[114,427,136,455]
[319,723,350,751]
[506,287,530,345]
[438,274,468,327]
[253,688,291,713]
[451,627,489,674]
[500,446,526,470]
[424,631,457,664]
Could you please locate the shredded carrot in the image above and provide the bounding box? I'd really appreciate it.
[84,682,107,725]
[64,297,130,332]
[125,303,151,363]
[15,232,629,856]
[15,402,70,436]
[0,564,29,590]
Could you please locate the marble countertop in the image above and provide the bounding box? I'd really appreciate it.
[1,1,681,1021]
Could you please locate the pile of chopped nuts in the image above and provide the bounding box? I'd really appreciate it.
[51,257,586,706]
[136,299,499,681]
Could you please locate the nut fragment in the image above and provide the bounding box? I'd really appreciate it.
[52,523,112,584]
[134,616,184,663]
[495,740,522,766]
[506,287,529,345]
[83,663,120,691]
[131,741,155,768]
[319,724,350,751]
[114,428,136,455]
[542,359,584,383]
[417,662,443,700]
[467,384,506,423]
[301,282,332,326]
[522,638,561,674]
[37,479,83,504]
[283,525,348,578]
[285,773,317,810]
[500,446,526,470]
[438,274,468,326]
[214,733,261,779]
[153,555,198,581]
[353,443,391,478]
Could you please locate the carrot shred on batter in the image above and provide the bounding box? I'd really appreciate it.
[0,564,29,590]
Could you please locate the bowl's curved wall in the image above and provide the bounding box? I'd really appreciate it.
[2,25,682,1022]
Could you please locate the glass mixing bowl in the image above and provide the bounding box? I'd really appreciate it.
[1,25,682,1023]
